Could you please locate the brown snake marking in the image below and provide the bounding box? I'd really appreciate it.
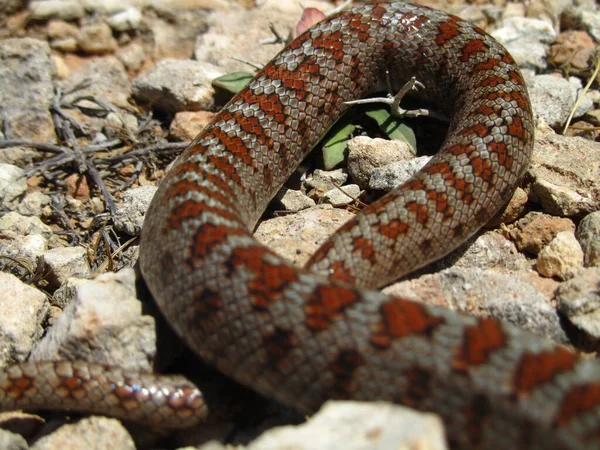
[2,3,600,449]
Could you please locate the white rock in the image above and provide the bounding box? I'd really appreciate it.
[537,231,584,280]
[576,211,600,267]
[319,184,361,206]
[0,272,49,366]
[0,164,27,209]
[114,185,157,235]
[32,269,156,373]
[29,0,85,20]
[132,59,224,115]
[347,136,415,189]
[246,401,447,450]
[0,212,52,238]
[107,7,143,32]
[31,416,135,450]
[42,246,92,285]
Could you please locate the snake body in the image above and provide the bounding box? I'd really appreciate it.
[2,3,600,449]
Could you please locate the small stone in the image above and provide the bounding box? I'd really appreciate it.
[132,59,224,115]
[0,272,50,366]
[369,156,431,191]
[0,212,53,238]
[510,212,575,255]
[31,269,156,373]
[529,131,600,216]
[386,267,567,343]
[169,111,216,141]
[59,57,131,110]
[0,428,28,450]
[537,231,584,280]
[29,0,85,20]
[76,22,118,54]
[556,267,600,350]
[31,417,135,450]
[0,38,55,142]
[244,401,447,450]
[347,136,415,189]
[46,19,78,40]
[17,192,51,217]
[0,164,27,209]
[319,184,361,206]
[528,75,593,128]
[277,188,315,212]
[255,205,354,267]
[41,246,92,287]
[106,7,142,32]
[576,211,600,267]
[116,42,147,73]
[492,17,556,71]
[114,186,157,235]
[305,169,348,199]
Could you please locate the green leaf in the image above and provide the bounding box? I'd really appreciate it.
[212,72,254,95]
[365,106,417,154]
[321,121,356,170]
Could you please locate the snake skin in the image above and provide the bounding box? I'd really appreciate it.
[1,3,600,449]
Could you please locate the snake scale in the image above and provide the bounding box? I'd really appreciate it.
[1,3,599,449]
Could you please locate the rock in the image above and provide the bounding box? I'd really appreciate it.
[529,131,600,216]
[132,59,224,116]
[369,156,432,191]
[0,428,28,450]
[31,417,135,450]
[509,212,575,255]
[528,75,593,128]
[0,212,53,238]
[556,267,600,350]
[537,231,584,280]
[276,188,315,212]
[0,164,27,210]
[244,401,447,450]
[548,31,596,76]
[46,20,79,52]
[255,205,354,267]
[347,137,415,189]
[169,110,216,141]
[0,231,48,279]
[29,0,85,20]
[17,192,51,218]
[51,277,88,309]
[0,273,49,367]
[0,0,25,19]
[386,268,568,344]
[31,269,156,373]
[577,211,600,267]
[0,39,55,142]
[440,231,530,273]
[114,185,157,235]
[564,7,600,42]
[106,7,143,32]
[194,3,330,73]
[319,184,360,206]
[116,42,147,73]
[304,169,348,199]
[79,0,134,14]
[41,246,92,287]
[104,111,139,138]
[76,22,118,54]
[492,17,556,71]
[59,57,131,110]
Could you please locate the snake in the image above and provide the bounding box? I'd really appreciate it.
[1,3,599,449]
